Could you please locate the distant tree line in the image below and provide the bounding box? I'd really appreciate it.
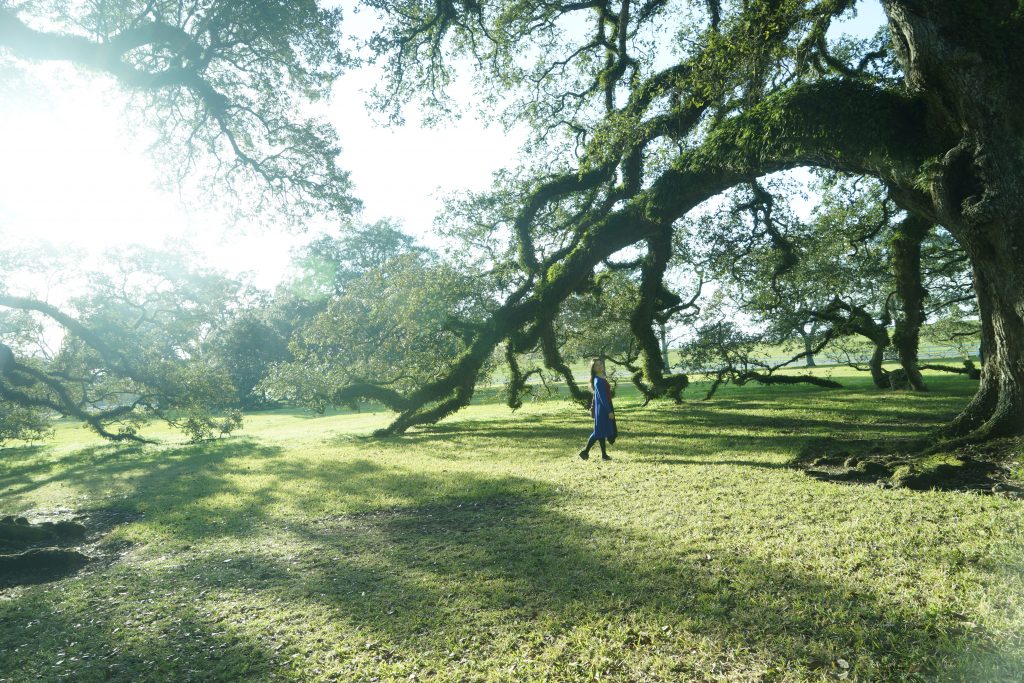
[0,201,978,444]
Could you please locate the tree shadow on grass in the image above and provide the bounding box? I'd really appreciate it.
[630,456,793,469]
[641,404,956,435]
[362,401,956,470]
[0,439,283,513]
[0,443,46,467]
[0,439,288,591]
[0,579,281,681]
[1,443,144,502]
[1,451,1017,680]
[0,380,1003,679]
[331,381,988,497]
[269,466,1023,680]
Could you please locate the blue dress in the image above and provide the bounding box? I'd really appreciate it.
[590,376,615,439]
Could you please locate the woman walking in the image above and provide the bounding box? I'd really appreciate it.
[579,358,616,460]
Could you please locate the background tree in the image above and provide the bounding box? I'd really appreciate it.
[506,268,686,409]
[684,172,978,392]
[0,245,246,442]
[1,0,362,440]
[290,218,427,297]
[676,315,842,400]
[263,227,498,430]
[203,308,292,409]
[0,397,53,446]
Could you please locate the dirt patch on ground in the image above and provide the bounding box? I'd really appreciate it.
[794,436,1024,496]
[0,508,142,588]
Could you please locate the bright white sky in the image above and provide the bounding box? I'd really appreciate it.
[0,1,886,293]
[0,64,524,290]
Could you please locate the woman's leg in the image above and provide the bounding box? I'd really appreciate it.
[579,435,598,459]
[598,438,608,458]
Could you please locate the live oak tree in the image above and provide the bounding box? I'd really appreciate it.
[507,267,693,409]
[4,1,1020,444]
[290,218,428,297]
[263,236,496,426]
[334,0,1024,441]
[0,0,357,439]
[796,175,976,391]
[204,309,293,409]
[0,398,53,446]
[0,246,248,442]
[696,175,974,392]
[674,181,850,395]
[676,316,844,400]
[554,270,663,401]
[0,306,54,446]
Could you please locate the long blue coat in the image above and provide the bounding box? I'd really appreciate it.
[590,375,615,439]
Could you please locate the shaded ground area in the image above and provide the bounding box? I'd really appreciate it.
[0,508,143,588]
[0,372,1021,681]
[797,434,1024,495]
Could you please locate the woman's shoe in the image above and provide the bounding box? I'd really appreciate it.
[601,454,612,461]
[578,449,589,460]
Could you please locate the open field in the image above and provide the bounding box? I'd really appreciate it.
[1,370,1022,682]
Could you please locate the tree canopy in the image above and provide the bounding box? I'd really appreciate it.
[0,0,357,220]
[324,0,1023,441]
[0,0,360,440]
[0,245,248,442]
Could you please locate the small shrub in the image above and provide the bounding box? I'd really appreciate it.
[176,409,244,443]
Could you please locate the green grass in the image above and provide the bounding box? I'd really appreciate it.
[1,369,1022,682]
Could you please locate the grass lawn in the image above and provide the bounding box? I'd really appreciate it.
[0,369,1021,682]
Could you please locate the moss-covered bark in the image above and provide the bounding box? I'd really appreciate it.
[628,225,689,402]
[883,0,1024,438]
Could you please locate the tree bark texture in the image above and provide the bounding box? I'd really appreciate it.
[868,342,889,390]
[885,0,1024,437]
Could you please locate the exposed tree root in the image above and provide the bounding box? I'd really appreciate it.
[0,516,86,549]
[0,510,139,588]
[795,435,1023,494]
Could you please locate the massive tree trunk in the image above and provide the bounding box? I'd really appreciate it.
[942,260,1024,438]
[885,0,1024,437]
